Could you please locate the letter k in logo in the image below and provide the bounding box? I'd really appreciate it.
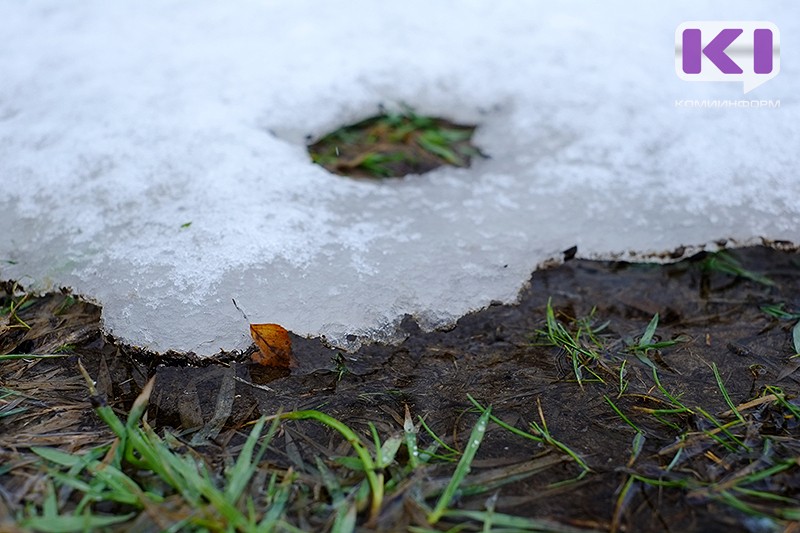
[682,28,743,74]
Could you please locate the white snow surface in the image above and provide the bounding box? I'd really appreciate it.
[1,1,798,355]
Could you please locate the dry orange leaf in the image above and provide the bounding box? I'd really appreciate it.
[250,323,293,367]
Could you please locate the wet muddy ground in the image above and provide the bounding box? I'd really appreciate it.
[2,245,800,532]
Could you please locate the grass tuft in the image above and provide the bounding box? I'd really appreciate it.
[701,250,775,287]
[308,107,482,179]
[534,299,609,388]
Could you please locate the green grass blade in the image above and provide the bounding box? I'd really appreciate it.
[731,486,798,504]
[404,408,421,468]
[278,409,383,521]
[259,470,294,529]
[23,513,136,533]
[640,314,659,346]
[695,407,748,451]
[417,134,462,165]
[315,457,345,503]
[764,386,800,419]
[603,395,641,433]
[761,303,800,322]
[617,359,629,397]
[793,320,800,355]
[651,367,690,411]
[468,395,589,476]
[32,447,87,468]
[481,491,498,533]
[77,360,127,441]
[225,416,278,503]
[428,406,491,524]
[0,353,71,360]
[331,503,357,533]
[611,475,636,533]
[665,447,683,472]
[467,396,542,445]
[703,251,775,286]
[442,509,595,532]
[380,434,403,469]
[629,432,646,467]
[418,416,459,457]
[712,363,745,425]
[86,467,150,506]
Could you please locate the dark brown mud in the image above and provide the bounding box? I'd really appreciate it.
[2,245,799,532]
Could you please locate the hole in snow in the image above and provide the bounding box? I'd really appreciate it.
[307,108,484,179]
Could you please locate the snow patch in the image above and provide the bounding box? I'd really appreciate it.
[1,1,798,354]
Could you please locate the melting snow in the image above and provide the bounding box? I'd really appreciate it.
[1,1,798,354]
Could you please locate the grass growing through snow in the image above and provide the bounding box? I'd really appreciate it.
[308,108,482,179]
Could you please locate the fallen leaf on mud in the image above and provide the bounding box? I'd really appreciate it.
[250,323,293,367]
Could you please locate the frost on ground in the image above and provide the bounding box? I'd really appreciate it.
[0,1,798,355]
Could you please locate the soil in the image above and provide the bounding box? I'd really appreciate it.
[2,245,800,532]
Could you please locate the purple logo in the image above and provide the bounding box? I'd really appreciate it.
[676,22,780,93]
